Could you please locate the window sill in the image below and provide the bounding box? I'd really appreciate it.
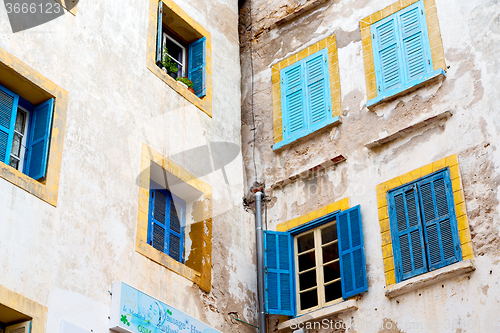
[366,68,446,108]
[385,259,475,299]
[365,110,452,149]
[273,116,341,151]
[277,300,357,331]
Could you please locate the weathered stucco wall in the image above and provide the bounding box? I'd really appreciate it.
[0,0,257,332]
[240,0,500,331]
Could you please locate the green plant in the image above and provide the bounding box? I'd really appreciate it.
[176,77,193,88]
[161,46,178,73]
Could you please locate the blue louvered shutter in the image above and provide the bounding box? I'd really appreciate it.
[149,190,168,253]
[336,205,368,298]
[264,231,295,316]
[188,37,206,97]
[398,2,432,81]
[417,169,461,271]
[372,15,403,93]
[25,98,54,180]
[0,85,19,165]
[389,183,428,281]
[281,61,306,139]
[304,49,331,126]
[156,1,163,65]
[167,194,184,262]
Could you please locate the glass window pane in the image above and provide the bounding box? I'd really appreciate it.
[322,243,339,263]
[323,261,341,283]
[298,251,315,272]
[15,109,26,133]
[11,133,22,157]
[298,269,317,291]
[299,289,318,311]
[9,156,19,170]
[321,224,337,244]
[325,280,343,303]
[297,232,315,253]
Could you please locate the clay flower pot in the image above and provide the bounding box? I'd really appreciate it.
[188,87,195,94]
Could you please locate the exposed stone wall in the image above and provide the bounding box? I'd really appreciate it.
[240,0,500,331]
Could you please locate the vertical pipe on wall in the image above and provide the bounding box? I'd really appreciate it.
[255,191,267,333]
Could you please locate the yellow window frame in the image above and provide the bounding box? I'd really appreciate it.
[146,0,213,117]
[271,35,342,147]
[0,47,68,206]
[136,143,213,292]
[360,0,446,104]
[0,284,47,333]
[376,154,473,286]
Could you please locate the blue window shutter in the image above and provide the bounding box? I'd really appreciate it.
[149,190,168,253]
[167,193,185,263]
[389,184,428,282]
[336,205,368,298]
[0,85,19,165]
[264,230,295,316]
[304,50,331,126]
[281,61,306,139]
[188,37,206,97]
[417,169,461,271]
[156,1,163,65]
[398,2,432,81]
[372,15,403,93]
[25,98,54,180]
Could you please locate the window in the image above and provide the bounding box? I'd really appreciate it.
[156,1,207,98]
[0,303,32,333]
[388,168,462,282]
[365,0,445,107]
[264,206,367,316]
[136,144,213,291]
[0,84,54,181]
[148,186,186,263]
[271,36,341,150]
[279,48,334,145]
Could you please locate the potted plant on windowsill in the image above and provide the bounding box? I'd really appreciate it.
[176,77,195,94]
[161,46,179,79]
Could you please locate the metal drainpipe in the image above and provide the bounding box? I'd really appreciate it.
[255,191,267,333]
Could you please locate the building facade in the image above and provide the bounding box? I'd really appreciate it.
[0,0,257,332]
[239,0,500,332]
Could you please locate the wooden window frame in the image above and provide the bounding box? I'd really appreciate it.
[294,221,343,315]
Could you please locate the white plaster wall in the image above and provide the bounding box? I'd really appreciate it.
[0,0,257,332]
[240,0,500,332]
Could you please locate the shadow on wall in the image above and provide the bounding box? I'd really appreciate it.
[4,0,79,32]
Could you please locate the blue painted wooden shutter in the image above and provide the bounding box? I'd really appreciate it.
[264,230,295,316]
[149,190,168,253]
[336,205,368,298]
[0,85,19,165]
[25,98,54,180]
[372,15,403,93]
[188,37,206,97]
[389,183,427,281]
[156,1,163,65]
[398,2,432,81]
[417,169,461,271]
[167,194,184,262]
[281,61,306,138]
[304,50,330,126]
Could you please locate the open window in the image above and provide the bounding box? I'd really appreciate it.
[0,304,32,333]
[155,0,207,98]
[264,206,368,316]
[0,84,54,181]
